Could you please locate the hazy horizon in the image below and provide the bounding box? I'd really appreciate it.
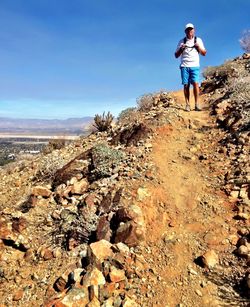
[0,0,249,119]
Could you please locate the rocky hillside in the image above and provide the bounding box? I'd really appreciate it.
[0,54,249,307]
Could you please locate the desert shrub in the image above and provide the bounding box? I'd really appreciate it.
[90,143,124,179]
[239,30,250,53]
[43,139,66,154]
[227,74,250,103]
[35,153,68,181]
[203,61,236,79]
[136,90,170,112]
[117,107,139,124]
[93,111,114,132]
[137,93,155,112]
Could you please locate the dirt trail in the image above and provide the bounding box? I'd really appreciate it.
[136,91,238,306]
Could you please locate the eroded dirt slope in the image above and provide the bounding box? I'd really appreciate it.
[133,91,249,306]
[0,86,249,306]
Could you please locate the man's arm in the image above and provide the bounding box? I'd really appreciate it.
[195,38,207,56]
[195,44,206,56]
[175,43,186,58]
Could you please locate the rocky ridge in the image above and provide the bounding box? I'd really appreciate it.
[0,54,249,306]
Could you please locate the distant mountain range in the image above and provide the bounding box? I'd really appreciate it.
[0,117,94,135]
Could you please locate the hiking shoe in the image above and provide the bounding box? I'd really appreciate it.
[185,104,191,112]
[195,105,202,111]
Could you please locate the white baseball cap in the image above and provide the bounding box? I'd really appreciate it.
[185,23,194,30]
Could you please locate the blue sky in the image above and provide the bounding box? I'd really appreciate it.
[0,0,249,119]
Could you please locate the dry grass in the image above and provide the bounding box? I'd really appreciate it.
[203,61,237,79]
[227,74,250,103]
[117,107,140,125]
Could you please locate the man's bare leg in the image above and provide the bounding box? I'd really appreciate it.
[184,84,190,111]
[193,82,201,111]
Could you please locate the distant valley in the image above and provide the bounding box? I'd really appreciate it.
[0,116,94,136]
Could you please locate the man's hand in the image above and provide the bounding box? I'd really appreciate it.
[180,43,186,50]
[175,43,186,58]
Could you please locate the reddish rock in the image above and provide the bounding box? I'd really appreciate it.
[57,287,89,306]
[114,204,145,247]
[31,186,52,198]
[24,249,35,262]
[116,205,142,222]
[115,221,145,247]
[109,266,125,282]
[201,250,219,269]
[85,194,98,208]
[45,286,57,299]
[96,216,111,241]
[82,267,105,287]
[13,289,24,301]
[99,283,116,300]
[54,276,67,292]
[40,248,54,261]
[88,240,114,265]
[31,196,49,207]
[0,219,12,240]
[67,237,79,251]
[12,217,27,233]
[71,178,89,194]
[54,265,78,292]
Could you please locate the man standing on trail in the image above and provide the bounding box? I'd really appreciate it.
[175,23,206,111]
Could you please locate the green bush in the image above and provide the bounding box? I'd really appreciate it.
[91,143,124,179]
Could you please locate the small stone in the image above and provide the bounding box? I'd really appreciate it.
[40,248,54,261]
[188,268,198,275]
[59,287,89,306]
[115,242,130,254]
[54,276,67,292]
[82,267,106,287]
[71,178,89,194]
[201,250,219,269]
[12,217,27,233]
[109,266,125,282]
[24,249,35,261]
[53,248,62,258]
[195,289,202,297]
[237,245,249,257]
[88,240,114,265]
[137,187,150,201]
[238,228,249,236]
[13,290,24,301]
[31,186,51,198]
[123,296,139,307]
